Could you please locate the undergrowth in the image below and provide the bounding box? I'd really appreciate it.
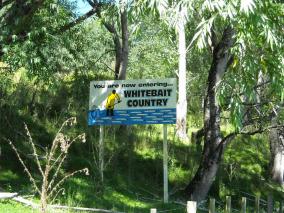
[0,70,283,212]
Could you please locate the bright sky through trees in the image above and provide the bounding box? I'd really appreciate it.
[74,0,92,14]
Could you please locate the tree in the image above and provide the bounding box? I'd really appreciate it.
[0,0,100,75]
[86,0,130,80]
[176,4,188,140]
[269,112,284,185]
[182,0,284,201]
[146,0,191,140]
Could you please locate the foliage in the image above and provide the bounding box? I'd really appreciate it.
[144,0,284,131]
[128,16,178,79]
[1,67,284,211]
[0,0,283,210]
[186,0,284,130]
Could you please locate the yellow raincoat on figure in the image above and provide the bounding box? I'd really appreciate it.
[105,90,121,116]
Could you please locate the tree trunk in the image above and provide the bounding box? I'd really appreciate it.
[184,26,235,202]
[102,21,122,79]
[101,7,128,80]
[269,117,284,185]
[113,30,122,79]
[40,175,48,213]
[118,8,128,80]
[176,19,188,140]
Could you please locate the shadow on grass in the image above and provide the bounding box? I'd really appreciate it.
[1,106,283,212]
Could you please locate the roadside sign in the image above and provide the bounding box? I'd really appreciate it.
[88,78,176,125]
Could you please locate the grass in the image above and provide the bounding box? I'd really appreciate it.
[1,124,281,213]
[1,71,283,212]
[0,200,35,213]
[1,116,283,212]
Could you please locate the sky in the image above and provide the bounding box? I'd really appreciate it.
[75,0,92,14]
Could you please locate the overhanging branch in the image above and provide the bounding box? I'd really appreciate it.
[222,124,284,146]
[2,4,99,46]
[57,8,97,34]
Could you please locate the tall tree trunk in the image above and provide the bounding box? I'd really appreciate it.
[176,19,188,140]
[269,116,284,185]
[101,8,128,80]
[90,1,127,80]
[101,21,122,79]
[114,31,122,79]
[184,26,235,202]
[118,8,128,80]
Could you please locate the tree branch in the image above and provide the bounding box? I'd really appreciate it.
[101,61,116,74]
[3,3,99,46]
[222,124,284,146]
[86,0,95,7]
[57,8,97,34]
[224,80,271,101]
[240,125,284,135]
[93,49,115,66]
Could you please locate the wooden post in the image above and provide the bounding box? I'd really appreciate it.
[187,201,197,213]
[241,197,246,213]
[225,196,231,213]
[150,208,157,213]
[163,124,168,203]
[99,125,104,183]
[255,196,260,213]
[209,198,215,213]
[267,194,273,213]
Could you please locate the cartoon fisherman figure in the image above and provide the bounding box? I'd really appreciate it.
[105,90,121,116]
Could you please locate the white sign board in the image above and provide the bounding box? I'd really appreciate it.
[88,78,176,125]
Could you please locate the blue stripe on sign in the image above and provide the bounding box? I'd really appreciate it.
[129,111,142,114]
[147,121,158,123]
[112,121,122,124]
[160,109,172,112]
[144,110,156,113]
[151,118,164,121]
[119,114,130,117]
[101,117,112,120]
[116,110,127,113]
[88,108,176,126]
[163,115,174,118]
[116,118,127,121]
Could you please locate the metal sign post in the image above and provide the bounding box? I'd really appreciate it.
[163,124,168,203]
[99,125,104,183]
